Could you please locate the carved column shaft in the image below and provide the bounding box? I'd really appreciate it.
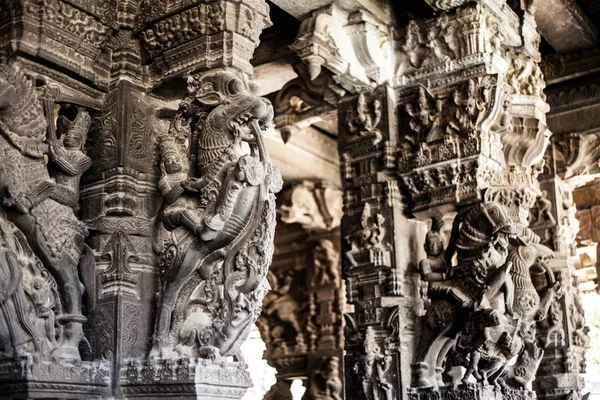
[0,0,278,399]
[259,180,345,399]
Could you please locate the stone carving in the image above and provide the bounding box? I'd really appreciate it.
[345,93,383,145]
[290,5,392,92]
[151,69,281,360]
[264,379,294,400]
[261,270,306,351]
[507,52,546,99]
[530,190,556,226]
[0,63,90,361]
[354,326,393,400]
[279,181,343,232]
[411,202,558,392]
[0,243,39,359]
[345,203,391,270]
[308,356,343,400]
[313,239,340,287]
[48,108,93,210]
[423,0,471,11]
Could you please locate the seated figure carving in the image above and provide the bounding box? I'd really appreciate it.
[151,69,281,360]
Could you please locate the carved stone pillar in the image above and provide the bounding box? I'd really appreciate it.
[290,1,561,399]
[0,1,279,399]
[528,140,590,400]
[259,180,345,399]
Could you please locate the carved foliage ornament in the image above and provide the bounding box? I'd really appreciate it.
[151,69,282,360]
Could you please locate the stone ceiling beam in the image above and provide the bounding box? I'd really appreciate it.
[534,0,597,52]
[269,0,395,24]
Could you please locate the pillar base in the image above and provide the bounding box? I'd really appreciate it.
[0,358,110,399]
[121,358,253,399]
[409,384,536,400]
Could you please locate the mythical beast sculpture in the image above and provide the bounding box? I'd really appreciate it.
[0,63,91,361]
[151,69,282,360]
[412,201,560,391]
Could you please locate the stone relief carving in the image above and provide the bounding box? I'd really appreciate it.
[345,93,383,145]
[0,63,91,362]
[279,180,343,232]
[151,68,282,360]
[308,356,343,400]
[354,326,393,400]
[260,269,306,353]
[290,4,392,92]
[411,201,559,393]
[345,203,391,270]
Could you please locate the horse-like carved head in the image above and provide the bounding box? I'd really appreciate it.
[188,70,274,171]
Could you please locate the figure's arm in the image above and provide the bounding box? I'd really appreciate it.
[50,148,92,176]
[161,183,185,205]
[419,260,446,282]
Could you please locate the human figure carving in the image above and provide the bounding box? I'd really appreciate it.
[47,109,93,210]
[309,357,343,400]
[313,239,340,286]
[263,271,305,347]
[0,64,89,360]
[412,202,517,387]
[0,247,39,358]
[357,326,393,400]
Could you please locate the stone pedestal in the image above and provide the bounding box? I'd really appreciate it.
[121,358,252,399]
[0,359,110,399]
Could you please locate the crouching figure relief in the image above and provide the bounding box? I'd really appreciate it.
[411,201,560,394]
[151,69,282,360]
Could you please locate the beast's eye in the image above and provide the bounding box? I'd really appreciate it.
[228,79,244,95]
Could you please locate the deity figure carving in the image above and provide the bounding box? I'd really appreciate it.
[411,201,560,392]
[0,63,90,361]
[354,326,392,400]
[308,356,343,400]
[151,69,282,360]
[47,108,93,210]
[419,217,449,288]
[345,203,391,269]
[345,93,382,145]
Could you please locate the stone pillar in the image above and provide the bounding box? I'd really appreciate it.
[291,1,563,399]
[259,180,345,399]
[0,1,279,399]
